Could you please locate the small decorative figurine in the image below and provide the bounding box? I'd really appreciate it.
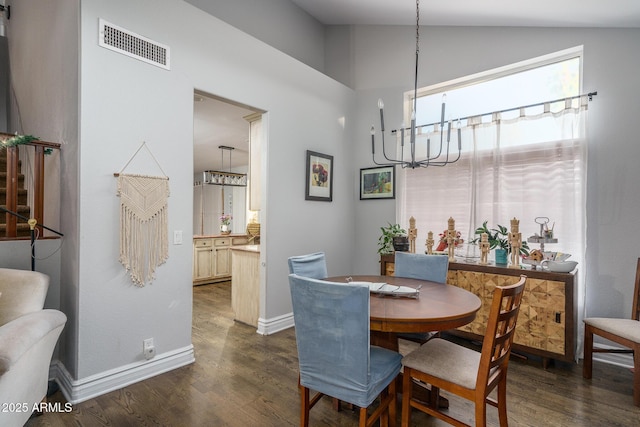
[508,217,522,269]
[446,217,457,262]
[426,231,434,254]
[479,232,490,265]
[408,216,417,254]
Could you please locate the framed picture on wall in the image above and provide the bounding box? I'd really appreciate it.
[360,166,395,200]
[305,150,333,201]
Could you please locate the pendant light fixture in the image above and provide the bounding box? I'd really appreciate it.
[203,145,247,187]
[370,0,462,169]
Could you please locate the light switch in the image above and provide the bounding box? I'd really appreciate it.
[174,230,183,245]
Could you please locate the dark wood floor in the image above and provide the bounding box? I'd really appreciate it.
[27,282,640,426]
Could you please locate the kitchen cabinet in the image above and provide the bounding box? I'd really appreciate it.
[193,238,214,281]
[193,235,250,284]
[380,253,576,364]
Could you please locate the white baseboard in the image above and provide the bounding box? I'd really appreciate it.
[257,312,294,335]
[52,345,194,404]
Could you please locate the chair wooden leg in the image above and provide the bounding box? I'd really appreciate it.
[474,394,487,427]
[583,326,594,379]
[497,377,508,427]
[633,345,640,406]
[388,379,397,427]
[401,369,413,427]
[358,406,368,427]
[379,386,389,427]
[301,386,310,427]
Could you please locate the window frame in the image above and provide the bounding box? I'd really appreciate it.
[403,45,584,129]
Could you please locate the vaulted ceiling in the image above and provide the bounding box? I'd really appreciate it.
[290,0,640,27]
[193,1,640,175]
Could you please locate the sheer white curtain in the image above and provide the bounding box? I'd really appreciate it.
[398,96,588,357]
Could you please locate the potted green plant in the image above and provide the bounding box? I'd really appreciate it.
[471,221,529,265]
[377,223,408,254]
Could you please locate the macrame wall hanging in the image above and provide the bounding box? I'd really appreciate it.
[115,142,169,286]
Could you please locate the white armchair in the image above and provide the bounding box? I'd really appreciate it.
[0,268,67,427]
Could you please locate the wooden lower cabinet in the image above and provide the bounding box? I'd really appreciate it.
[193,235,250,284]
[213,238,232,277]
[193,239,215,281]
[380,253,576,363]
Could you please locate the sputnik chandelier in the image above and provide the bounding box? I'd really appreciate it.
[370,0,462,169]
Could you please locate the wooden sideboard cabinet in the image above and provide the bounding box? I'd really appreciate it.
[193,235,250,285]
[380,253,577,363]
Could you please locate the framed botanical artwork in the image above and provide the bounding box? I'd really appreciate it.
[305,150,333,201]
[360,166,395,200]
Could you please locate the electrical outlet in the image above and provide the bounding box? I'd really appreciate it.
[143,338,156,360]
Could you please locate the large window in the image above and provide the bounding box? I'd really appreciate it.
[398,49,588,348]
[398,47,589,355]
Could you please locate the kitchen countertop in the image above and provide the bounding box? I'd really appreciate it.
[193,233,247,239]
[230,245,260,253]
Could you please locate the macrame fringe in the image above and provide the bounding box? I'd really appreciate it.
[117,174,169,286]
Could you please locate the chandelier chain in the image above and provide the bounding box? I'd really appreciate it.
[413,0,420,120]
[369,0,462,169]
[416,0,420,56]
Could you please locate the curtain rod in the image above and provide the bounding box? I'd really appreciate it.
[393,91,598,133]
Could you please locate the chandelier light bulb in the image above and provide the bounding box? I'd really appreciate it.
[370,126,376,155]
[378,99,384,109]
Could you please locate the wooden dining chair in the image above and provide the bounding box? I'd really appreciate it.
[401,275,527,427]
[289,274,402,427]
[394,252,449,344]
[583,257,640,406]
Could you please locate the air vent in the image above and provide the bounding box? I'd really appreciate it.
[98,19,170,70]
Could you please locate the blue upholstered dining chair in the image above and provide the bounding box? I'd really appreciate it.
[287,252,328,279]
[288,274,402,427]
[394,252,450,344]
[288,251,347,411]
[394,251,449,283]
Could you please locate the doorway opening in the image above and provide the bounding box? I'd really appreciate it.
[192,90,263,290]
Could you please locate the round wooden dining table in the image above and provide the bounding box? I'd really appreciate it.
[326,275,481,351]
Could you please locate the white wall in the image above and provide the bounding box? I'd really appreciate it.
[342,25,640,323]
[184,0,326,73]
[61,0,353,398]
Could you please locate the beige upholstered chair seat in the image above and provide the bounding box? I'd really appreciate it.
[583,318,640,343]
[583,258,640,406]
[402,338,482,389]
